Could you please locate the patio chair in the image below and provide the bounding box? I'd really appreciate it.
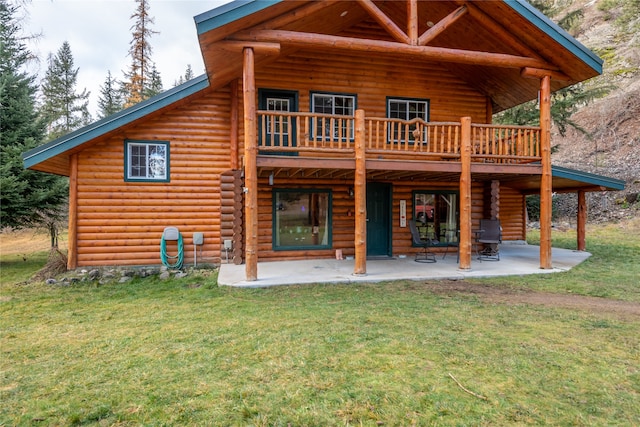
[476,219,502,261]
[409,220,436,263]
[442,229,459,261]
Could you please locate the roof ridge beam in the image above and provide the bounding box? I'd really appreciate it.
[231,29,559,70]
[356,0,411,44]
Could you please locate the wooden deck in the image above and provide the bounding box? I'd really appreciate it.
[257,111,541,165]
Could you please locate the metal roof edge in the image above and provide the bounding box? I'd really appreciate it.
[506,0,603,75]
[195,0,283,36]
[23,74,210,169]
[552,165,625,191]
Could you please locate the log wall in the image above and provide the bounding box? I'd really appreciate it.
[500,186,527,241]
[72,47,521,267]
[75,90,231,266]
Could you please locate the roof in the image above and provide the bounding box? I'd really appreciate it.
[22,75,210,173]
[551,165,626,192]
[194,0,603,112]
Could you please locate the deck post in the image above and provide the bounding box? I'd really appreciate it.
[230,79,239,170]
[459,117,472,270]
[354,109,367,275]
[243,47,258,281]
[539,75,553,269]
[67,153,78,270]
[577,190,587,251]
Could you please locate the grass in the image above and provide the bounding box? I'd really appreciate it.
[1,220,639,425]
[484,219,640,302]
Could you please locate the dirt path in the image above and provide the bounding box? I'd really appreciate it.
[424,281,640,320]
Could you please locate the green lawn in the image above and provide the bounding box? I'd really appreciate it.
[1,220,639,425]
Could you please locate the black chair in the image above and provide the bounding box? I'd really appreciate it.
[442,229,459,261]
[409,220,436,263]
[476,219,502,261]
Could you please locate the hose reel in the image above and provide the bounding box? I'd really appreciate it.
[160,226,184,269]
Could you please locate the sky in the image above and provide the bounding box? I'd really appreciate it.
[25,0,231,117]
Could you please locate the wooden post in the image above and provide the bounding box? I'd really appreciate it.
[408,0,418,45]
[243,47,258,281]
[459,117,472,270]
[354,109,367,275]
[230,79,239,170]
[67,153,78,270]
[577,190,586,251]
[539,75,553,269]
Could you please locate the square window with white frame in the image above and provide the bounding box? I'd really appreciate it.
[387,98,429,144]
[125,140,169,182]
[311,92,356,141]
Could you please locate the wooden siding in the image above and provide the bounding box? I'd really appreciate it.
[500,185,527,241]
[71,45,531,267]
[254,49,488,123]
[254,180,486,262]
[75,91,231,267]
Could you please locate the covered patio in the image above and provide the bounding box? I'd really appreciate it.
[218,243,591,287]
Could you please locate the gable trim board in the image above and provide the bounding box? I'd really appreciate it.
[504,0,602,74]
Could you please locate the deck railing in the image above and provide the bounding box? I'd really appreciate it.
[257,110,541,163]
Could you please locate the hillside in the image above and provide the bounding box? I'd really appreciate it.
[548,0,640,221]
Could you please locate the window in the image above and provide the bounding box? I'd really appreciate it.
[125,140,169,182]
[258,89,298,155]
[413,190,458,246]
[273,189,332,250]
[311,92,356,140]
[387,97,429,144]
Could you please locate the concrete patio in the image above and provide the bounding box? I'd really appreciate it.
[218,243,591,287]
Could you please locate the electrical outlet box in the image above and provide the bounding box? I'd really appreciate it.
[223,239,233,250]
[193,232,204,245]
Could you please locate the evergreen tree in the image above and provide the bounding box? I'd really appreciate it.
[144,63,163,99]
[0,0,68,246]
[97,70,123,118]
[123,0,158,107]
[174,64,194,87]
[40,41,91,140]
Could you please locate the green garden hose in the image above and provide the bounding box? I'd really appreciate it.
[160,231,184,269]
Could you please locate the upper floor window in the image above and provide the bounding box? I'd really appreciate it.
[387,97,430,144]
[125,140,169,182]
[311,92,356,141]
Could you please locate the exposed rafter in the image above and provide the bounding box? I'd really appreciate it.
[418,5,468,46]
[356,0,411,44]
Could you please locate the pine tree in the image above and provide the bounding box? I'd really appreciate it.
[97,70,123,118]
[123,0,158,107]
[40,41,91,140]
[144,63,163,99]
[174,64,194,87]
[0,0,68,246]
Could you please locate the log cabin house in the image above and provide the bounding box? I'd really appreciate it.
[23,0,625,281]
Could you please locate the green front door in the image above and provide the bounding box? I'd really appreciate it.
[366,183,392,257]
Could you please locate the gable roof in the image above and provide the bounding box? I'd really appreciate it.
[194,0,602,112]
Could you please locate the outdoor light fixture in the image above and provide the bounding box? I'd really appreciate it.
[348,187,354,198]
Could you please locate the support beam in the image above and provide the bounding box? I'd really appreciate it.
[356,0,411,44]
[539,75,553,269]
[418,5,468,46]
[521,67,571,82]
[232,30,557,70]
[459,117,472,270]
[577,190,587,251]
[230,79,239,170]
[67,153,78,270]
[243,47,258,281]
[408,0,418,45]
[354,109,367,275]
